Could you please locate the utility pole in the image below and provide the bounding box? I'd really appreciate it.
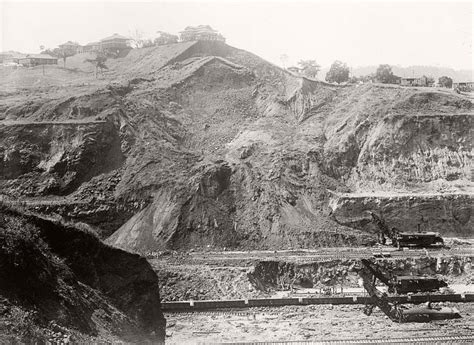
[39,45,45,76]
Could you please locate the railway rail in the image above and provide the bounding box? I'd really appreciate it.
[214,335,474,344]
[184,248,474,263]
[162,293,474,312]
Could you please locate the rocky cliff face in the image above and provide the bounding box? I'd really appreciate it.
[1,41,472,252]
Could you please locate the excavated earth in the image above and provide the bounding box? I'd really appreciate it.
[1,40,473,342]
[1,41,472,252]
[151,247,474,302]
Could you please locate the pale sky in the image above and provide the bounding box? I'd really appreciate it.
[1,0,472,70]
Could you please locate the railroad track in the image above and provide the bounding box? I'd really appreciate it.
[162,293,474,312]
[187,249,473,263]
[212,335,474,344]
[165,310,253,317]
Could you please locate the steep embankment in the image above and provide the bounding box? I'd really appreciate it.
[0,205,165,343]
[247,256,473,293]
[1,41,472,252]
[329,192,473,237]
[320,86,472,236]
[353,114,472,189]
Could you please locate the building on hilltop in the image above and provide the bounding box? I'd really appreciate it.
[83,42,100,53]
[179,25,225,42]
[100,33,131,52]
[453,81,474,92]
[58,41,82,54]
[18,54,58,67]
[400,76,429,87]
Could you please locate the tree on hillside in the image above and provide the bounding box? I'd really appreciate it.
[425,76,435,87]
[154,31,179,46]
[85,52,108,79]
[129,28,146,48]
[59,48,76,68]
[40,47,73,68]
[40,47,57,56]
[297,60,321,78]
[438,76,453,88]
[375,64,399,84]
[326,60,350,84]
[38,45,47,75]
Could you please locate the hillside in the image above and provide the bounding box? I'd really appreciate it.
[0,41,472,253]
[0,204,165,343]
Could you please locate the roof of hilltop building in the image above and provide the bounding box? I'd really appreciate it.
[100,33,131,42]
[59,41,80,46]
[84,41,100,46]
[179,25,225,42]
[180,25,219,34]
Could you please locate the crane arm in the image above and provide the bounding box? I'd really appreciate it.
[360,259,392,287]
[358,265,404,322]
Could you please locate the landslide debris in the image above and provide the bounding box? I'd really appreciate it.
[0,204,166,343]
[1,40,472,252]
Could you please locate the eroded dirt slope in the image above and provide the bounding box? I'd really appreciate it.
[1,41,472,252]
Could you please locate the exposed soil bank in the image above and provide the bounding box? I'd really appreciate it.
[330,192,473,238]
[248,257,473,293]
[152,252,473,301]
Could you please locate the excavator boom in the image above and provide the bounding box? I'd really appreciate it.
[358,265,402,322]
[360,259,392,286]
[357,261,461,322]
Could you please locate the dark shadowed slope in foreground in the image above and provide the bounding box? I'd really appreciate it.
[0,204,166,343]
